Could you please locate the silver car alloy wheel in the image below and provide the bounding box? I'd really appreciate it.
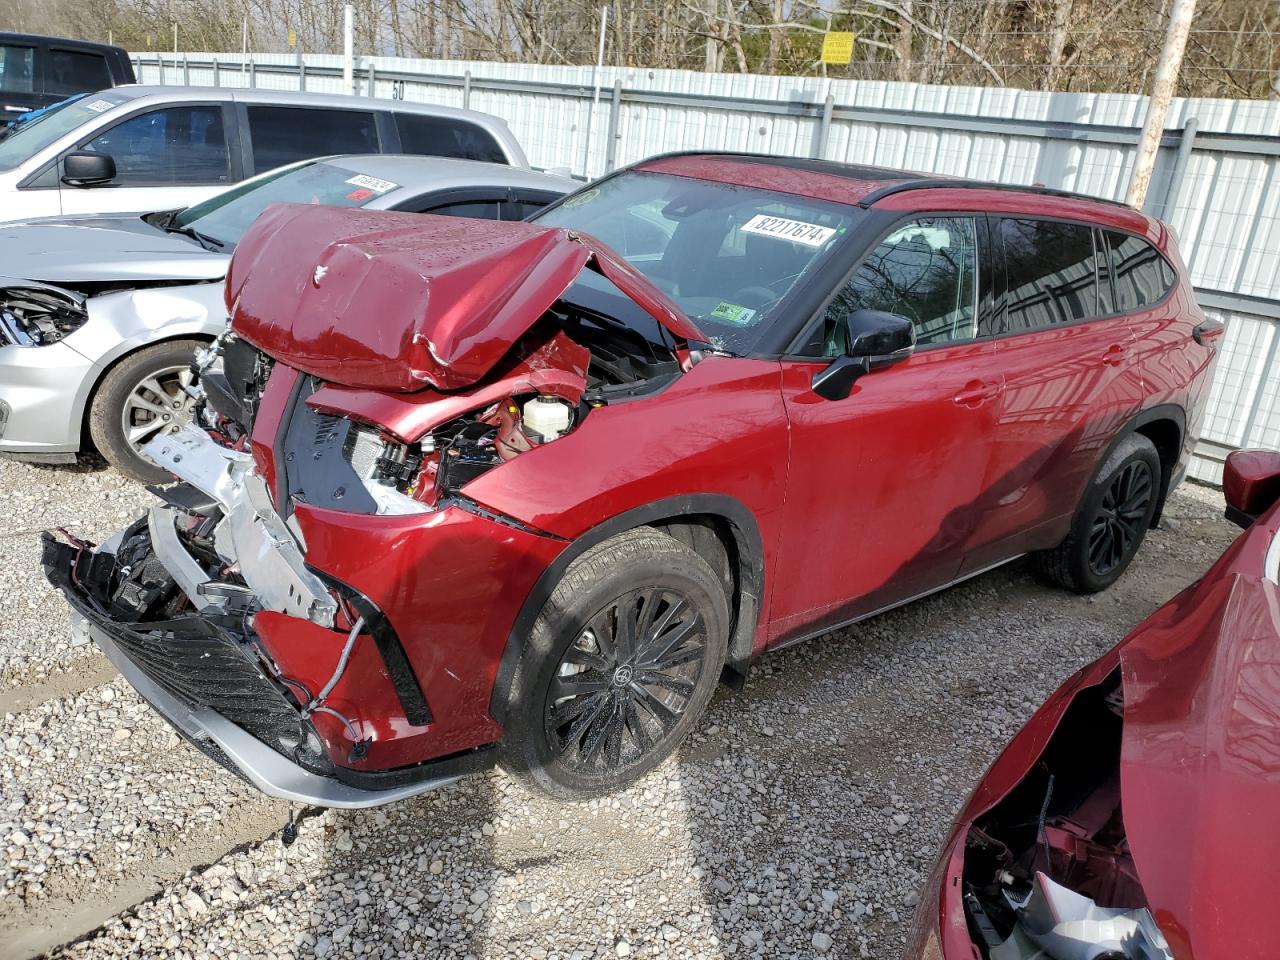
[120,364,198,459]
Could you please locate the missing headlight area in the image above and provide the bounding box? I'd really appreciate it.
[962,673,1173,960]
[0,282,87,346]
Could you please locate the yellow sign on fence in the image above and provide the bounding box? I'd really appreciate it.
[821,32,855,65]
[288,29,297,48]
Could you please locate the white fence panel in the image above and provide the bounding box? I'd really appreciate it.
[132,53,1280,483]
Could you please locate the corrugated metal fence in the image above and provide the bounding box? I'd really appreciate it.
[134,53,1280,484]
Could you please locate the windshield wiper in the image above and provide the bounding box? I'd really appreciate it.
[164,223,226,252]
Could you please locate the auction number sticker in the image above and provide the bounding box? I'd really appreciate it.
[741,214,836,248]
[83,99,115,113]
[345,174,398,194]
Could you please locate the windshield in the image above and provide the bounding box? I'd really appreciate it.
[172,160,405,249]
[533,170,855,353]
[0,93,129,170]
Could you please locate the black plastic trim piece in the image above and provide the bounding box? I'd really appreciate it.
[330,743,496,790]
[442,494,567,540]
[309,569,434,728]
[488,493,765,721]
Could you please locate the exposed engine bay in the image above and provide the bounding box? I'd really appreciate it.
[193,293,686,518]
[0,282,87,346]
[961,673,1173,960]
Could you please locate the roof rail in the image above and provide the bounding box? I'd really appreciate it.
[855,178,1136,210]
[635,149,1136,212]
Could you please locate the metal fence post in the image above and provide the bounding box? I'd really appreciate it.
[298,55,306,92]
[1160,116,1198,220]
[212,58,220,87]
[813,93,834,160]
[183,55,190,85]
[249,59,257,88]
[604,81,622,172]
[463,70,472,110]
[368,62,377,97]
[157,56,166,85]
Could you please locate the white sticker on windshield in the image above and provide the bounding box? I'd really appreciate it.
[740,214,836,248]
[83,99,115,113]
[345,174,398,194]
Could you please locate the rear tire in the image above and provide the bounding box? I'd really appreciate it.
[88,340,203,484]
[499,527,729,800]
[1033,432,1161,593]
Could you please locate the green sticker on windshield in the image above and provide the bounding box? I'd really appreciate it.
[709,302,757,326]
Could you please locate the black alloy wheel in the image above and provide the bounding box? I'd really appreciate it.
[499,527,729,800]
[1087,459,1155,577]
[546,586,707,773]
[1033,431,1162,593]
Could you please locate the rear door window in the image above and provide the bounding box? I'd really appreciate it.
[1103,231,1177,312]
[46,49,112,96]
[78,105,230,185]
[1000,218,1103,332]
[394,113,507,163]
[247,106,379,174]
[0,44,35,94]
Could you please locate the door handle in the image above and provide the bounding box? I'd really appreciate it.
[1101,344,1129,367]
[954,380,1001,407]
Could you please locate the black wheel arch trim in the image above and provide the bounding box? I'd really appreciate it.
[488,493,766,723]
[1095,403,1187,526]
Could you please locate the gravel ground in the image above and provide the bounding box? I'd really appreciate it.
[0,455,1236,960]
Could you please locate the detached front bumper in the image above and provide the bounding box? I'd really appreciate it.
[70,609,467,808]
[43,422,566,806]
[43,530,490,808]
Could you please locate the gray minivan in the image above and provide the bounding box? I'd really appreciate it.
[0,86,529,222]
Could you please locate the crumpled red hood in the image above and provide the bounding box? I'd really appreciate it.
[1117,505,1280,959]
[224,203,706,392]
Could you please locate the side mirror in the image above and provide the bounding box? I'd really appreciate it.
[1223,449,1280,528]
[61,151,116,187]
[812,309,916,401]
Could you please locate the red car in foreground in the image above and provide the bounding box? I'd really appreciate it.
[907,449,1280,960]
[44,153,1220,806]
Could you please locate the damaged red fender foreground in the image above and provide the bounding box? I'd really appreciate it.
[907,449,1280,960]
[43,154,1219,808]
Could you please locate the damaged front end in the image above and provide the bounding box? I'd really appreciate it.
[43,205,705,806]
[0,278,87,346]
[959,673,1173,960]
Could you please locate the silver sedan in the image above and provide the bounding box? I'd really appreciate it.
[0,154,573,480]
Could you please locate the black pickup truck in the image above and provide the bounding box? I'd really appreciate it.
[0,33,135,124]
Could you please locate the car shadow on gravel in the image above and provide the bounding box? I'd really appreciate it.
[675,490,1232,959]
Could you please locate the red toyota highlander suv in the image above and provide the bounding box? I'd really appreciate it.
[44,153,1222,807]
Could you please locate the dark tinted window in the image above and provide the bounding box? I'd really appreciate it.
[46,50,112,95]
[1001,218,1101,331]
[424,199,503,219]
[80,106,230,185]
[817,217,979,355]
[0,45,35,94]
[505,199,550,220]
[247,106,379,174]
[1104,231,1176,312]
[394,114,506,163]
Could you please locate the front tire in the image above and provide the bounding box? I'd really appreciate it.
[1033,432,1161,593]
[499,527,730,800]
[88,340,203,483]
